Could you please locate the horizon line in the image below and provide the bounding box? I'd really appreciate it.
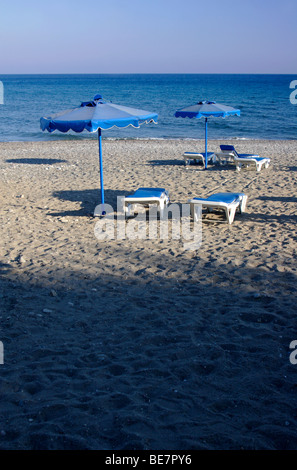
[1,72,297,76]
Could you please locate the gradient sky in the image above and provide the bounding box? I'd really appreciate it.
[1,0,296,73]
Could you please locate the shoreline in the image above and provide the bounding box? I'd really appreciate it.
[1,136,297,144]
[0,138,297,449]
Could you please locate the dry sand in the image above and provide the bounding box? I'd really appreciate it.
[0,138,297,450]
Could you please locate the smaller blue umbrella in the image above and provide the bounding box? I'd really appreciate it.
[175,101,240,169]
[40,94,158,213]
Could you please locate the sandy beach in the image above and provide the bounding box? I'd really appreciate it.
[0,137,297,450]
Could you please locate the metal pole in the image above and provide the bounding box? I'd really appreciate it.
[205,117,208,169]
[98,128,105,214]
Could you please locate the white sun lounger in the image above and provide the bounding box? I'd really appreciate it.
[189,192,248,224]
[121,187,170,218]
[216,145,270,172]
[183,152,215,168]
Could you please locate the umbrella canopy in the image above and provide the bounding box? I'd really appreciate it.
[40,94,158,214]
[175,101,240,169]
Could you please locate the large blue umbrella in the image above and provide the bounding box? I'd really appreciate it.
[40,94,158,214]
[175,101,240,169]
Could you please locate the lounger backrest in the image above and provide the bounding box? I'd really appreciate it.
[220,145,237,154]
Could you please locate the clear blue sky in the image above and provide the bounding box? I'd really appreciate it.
[1,0,296,73]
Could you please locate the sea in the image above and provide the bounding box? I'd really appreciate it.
[0,74,296,142]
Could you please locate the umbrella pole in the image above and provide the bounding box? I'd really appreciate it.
[98,128,105,214]
[205,117,208,169]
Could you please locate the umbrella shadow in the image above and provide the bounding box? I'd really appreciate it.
[50,190,188,219]
[6,158,68,165]
[0,262,13,275]
[258,195,297,203]
[51,188,126,217]
[148,159,185,166]
[279,166,297,172]
[202,163,236,172]
[148,160,232,171]
[243,211,297,224]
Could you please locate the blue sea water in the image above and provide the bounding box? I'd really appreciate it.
[0,74,296,142]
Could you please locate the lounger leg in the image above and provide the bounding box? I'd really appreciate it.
[120,198,131,217]
[190,203,202,221]
[126,204,135,217]
[193,204,202,222]
[159,200,164,219]
[119,197,126,215]
[226,206,237,224]
[239,195,248,213]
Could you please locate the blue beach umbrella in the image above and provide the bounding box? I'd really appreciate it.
[40,94,158,214]
[175,101,240,169]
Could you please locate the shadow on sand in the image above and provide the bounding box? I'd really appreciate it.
[0,245,297,450]
[6,158,68,165]
[50,189,127,217]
